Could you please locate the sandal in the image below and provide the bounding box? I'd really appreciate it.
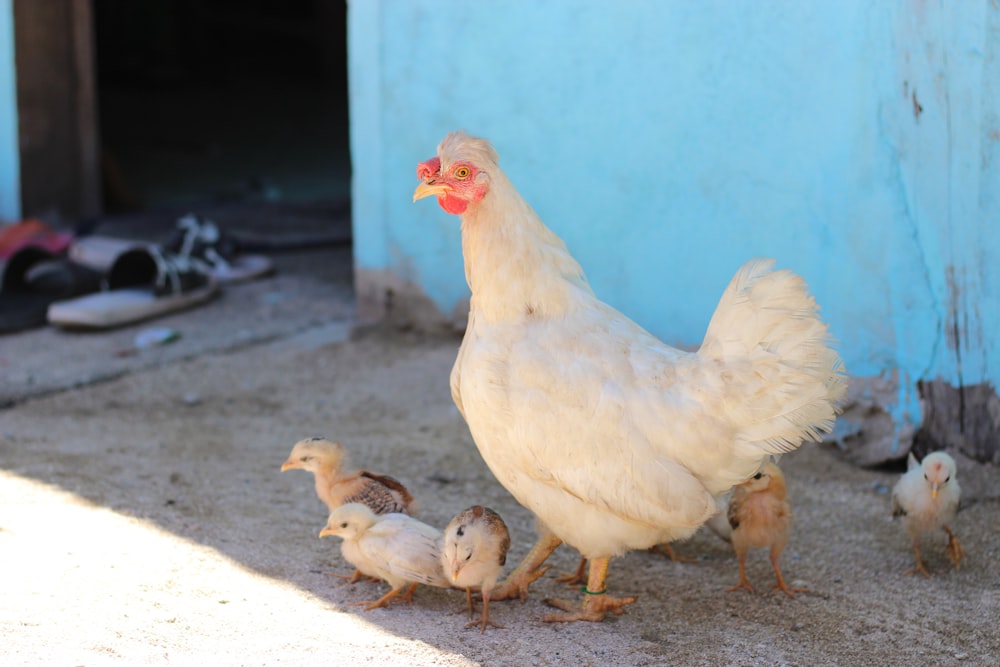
[48,245,219,329]
[0,246,103,333]
[165,213,273,283]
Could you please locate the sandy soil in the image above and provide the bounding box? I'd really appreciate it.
[1,325,998,666]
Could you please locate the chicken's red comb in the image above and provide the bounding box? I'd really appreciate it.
[416,156,441,180]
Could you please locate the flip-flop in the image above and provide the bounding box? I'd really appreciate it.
[165,213,274,283]
[48,246,219,329]
[0,219,75,259]
[0,246,103,334]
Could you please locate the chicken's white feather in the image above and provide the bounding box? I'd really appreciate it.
[426,131,846,560]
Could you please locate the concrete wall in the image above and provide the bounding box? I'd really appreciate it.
[347,0,999,457]
[0,0,20,222]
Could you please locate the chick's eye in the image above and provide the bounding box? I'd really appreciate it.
[944,476,950,483]
[340,522,348,529]
[464,552,473,561]
[753,472,763,480]
[454,166,471,179]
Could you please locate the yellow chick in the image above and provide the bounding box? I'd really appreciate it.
[319,503,450,610]
[891,451,965,577]
[726,462,805,598]
[441,506,511,632]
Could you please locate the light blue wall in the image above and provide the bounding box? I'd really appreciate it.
[349,0,999,434]
[0,0,20,222]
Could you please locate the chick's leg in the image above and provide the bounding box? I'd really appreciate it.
[944,526,966,569]
[543,556,638,623]
[726,547,754,594]
[351,585,409,611]
[467,588,504,633]
[491,531,562,601]
[464,586,475,618]
[904,540,932,577]
[768,547,807,598]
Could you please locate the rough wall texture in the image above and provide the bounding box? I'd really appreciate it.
[348,0,999,461]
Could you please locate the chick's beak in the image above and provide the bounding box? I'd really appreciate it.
[319,527,334,538]
[413,181,451,202]
[280,459,296,472]
[931,486,939,500]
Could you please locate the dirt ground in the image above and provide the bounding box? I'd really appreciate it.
[1,242,998,665]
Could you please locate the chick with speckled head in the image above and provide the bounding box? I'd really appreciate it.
[281,437,417,582]
[441,506,511,632]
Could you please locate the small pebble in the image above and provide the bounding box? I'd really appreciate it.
[182,392,202,406]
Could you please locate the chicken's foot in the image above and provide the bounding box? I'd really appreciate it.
[543,557,637,622]
[650,543,696,563]
[491,531,561,601]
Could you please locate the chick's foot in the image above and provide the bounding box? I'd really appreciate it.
[945,527,966,569]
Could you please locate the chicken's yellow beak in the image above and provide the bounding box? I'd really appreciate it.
[319,527,334,538]
[413,182,451,202]
[931,486,939,500]
[280,459,297,472]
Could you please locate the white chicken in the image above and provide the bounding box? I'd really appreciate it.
[413,131,847,622]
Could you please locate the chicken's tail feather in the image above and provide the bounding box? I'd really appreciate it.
[700,258,848,458]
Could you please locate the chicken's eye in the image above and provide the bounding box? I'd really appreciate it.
[944,476,950,483]
[340,522,348,529]
[753,472,763,480]
[924,473,929,481]
[464,552,473,561]
[454,166,471,179]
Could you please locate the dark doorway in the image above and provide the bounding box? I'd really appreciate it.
[93,0,351,268]
[93,0,349,214]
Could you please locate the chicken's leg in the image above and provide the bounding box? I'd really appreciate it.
[944,526,966,569]
[555,556,588,586]
[491,531,562,601]
[904,540,932,577]
[543,556,638,622]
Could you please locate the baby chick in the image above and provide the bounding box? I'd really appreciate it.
[891,451,965,577]
[281,437,417,516]
[441,506,511,632]
[726,462,805,598]
[319,503,450,610]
